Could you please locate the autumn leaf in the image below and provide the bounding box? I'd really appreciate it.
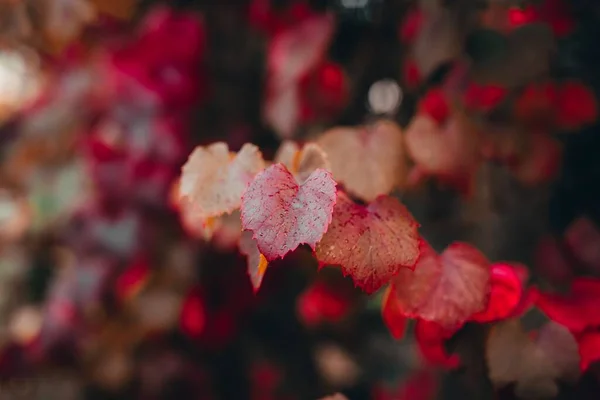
[241,163,336,261]
[382,285,408,339]
[274,141,330,183]
[576,330,600,372]
[317,120,407,201]
[415,319,460,368]
[315,192,420,294]
[179,142,265,221]
[535,278,600,333]
[239,230,268,292]
[486,320,580,399]
[471,263,526,323]
[391,240,490,328]
[405,113,480,192]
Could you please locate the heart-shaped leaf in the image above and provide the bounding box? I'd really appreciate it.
[241,163,336,261]
[315,192,420,294]
[391,240,490,328]
[179,142,265,220]
[317,120,406,202]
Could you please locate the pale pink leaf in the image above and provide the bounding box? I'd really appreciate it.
[315,192,420,294]
[264,85,300,139]
[317,120,406,202]
[275,141,330,183]
[405,113,480,177]
[241,163,336,261]
[391,240,490,328]
[179,142,265,220]
[239,230,269,292]
[486,320,580,398]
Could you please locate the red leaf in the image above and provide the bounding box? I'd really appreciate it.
[391,240,490,328]
[399,8,423,44]
[297,281,351,327]
[514,82,558,127]
[507,6,539,29]
[471,263,525,323]
[417,88,450,124]
[317,120,407,201]
[535,278,600,332]
[180,290,206,338]
[577,330,600,371]
[115,255,150,303]
[464,83,507,112]
[382,286,408,339]
[239,230,269,293]
[415,319,460,368]
[315,192,420,294]
[241,163,336,261]
[555,81,598,131]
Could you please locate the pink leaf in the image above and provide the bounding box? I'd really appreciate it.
[239,230,269,293]
[315,192,420,294]
[274,141,330,183]
[179,142,265,220]
[241,163,336,261]
[317,120,407,201]
[391,240,490,328]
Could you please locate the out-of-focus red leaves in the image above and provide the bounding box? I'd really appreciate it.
[241,164,336,261]
[403,59,421,89]
[417,88,449,124]
[315,192,420,294]
[179,289,206,338]
[510,133,562,185]
[250,361,283,400]
[537,0,575,37]
[415,319,460,368]
[297,281,352,327]
[317,120,406,201]
[564,217,600,274]
[534,235,574,286]
[299,60,348,122]
[471,263,525,323]
[515,82,558,128]
[535,278,600,333]
[381,286,408,340]
[249,0,313,37]
[391,240,490,329]
[264,12,334,138]
[114,255,150,303]
[399,8,423,44]
[507,6,539,29]
[555,81,598,131]
[576,330,600,372]
[463,83,507,112]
